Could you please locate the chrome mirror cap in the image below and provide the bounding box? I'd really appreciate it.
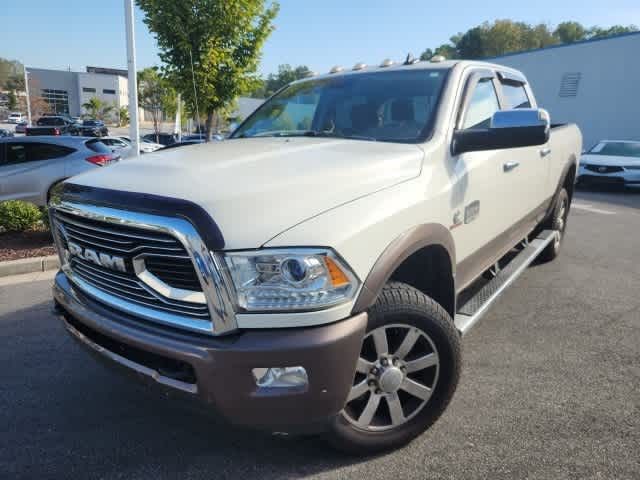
[491,108,550,131]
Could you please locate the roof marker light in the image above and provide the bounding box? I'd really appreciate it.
[380,58,395,68]
[352,62,367,71]
[329,66,344,74]
[430,55,446,63]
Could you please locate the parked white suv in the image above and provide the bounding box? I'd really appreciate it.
[7,112,24,124]
[50,59,581,453]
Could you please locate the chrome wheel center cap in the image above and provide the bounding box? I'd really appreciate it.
[378,366,404,393]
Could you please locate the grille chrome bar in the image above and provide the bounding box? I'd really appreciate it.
[50,200,238,335]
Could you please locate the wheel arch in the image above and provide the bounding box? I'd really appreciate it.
[351,224,456,318]
[542,154,578,224]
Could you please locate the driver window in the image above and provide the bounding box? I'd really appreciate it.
[462,78,500,130]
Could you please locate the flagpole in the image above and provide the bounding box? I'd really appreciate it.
[124,0,140,157]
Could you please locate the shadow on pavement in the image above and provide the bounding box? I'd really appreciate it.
[0,302,371,479]
[574,184,640,210]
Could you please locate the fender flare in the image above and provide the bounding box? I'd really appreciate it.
[544,154,578,221]
[351,223,455,314]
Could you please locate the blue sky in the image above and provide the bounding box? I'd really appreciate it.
[2,0,638,76]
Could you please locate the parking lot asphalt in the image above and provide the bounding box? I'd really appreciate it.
[0,189,638,480]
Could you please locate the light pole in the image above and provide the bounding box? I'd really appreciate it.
[23,65,32,125]
[124,0,140,156]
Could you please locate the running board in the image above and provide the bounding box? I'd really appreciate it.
[454,230,556,336]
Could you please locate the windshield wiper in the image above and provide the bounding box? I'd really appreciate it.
[235,130,377,142]
[300,130,377,142]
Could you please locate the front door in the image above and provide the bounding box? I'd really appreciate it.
[448,72,525,289]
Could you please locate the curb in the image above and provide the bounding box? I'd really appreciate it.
[0,255,60,278]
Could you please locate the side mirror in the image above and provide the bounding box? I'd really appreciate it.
[452,108,550,155]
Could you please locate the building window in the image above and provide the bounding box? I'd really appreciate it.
[103,89,116,95]
[41,89,69,114]
[559,73,581,98]
[82,87,96,93]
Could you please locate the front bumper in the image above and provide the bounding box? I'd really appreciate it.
[53,271,367,432]
[577,166,640,186]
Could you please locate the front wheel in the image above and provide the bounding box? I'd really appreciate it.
[325,282,461,454]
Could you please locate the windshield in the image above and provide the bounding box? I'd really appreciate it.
[83,120,100,126]
[232,69,448,143]
[588,142,640,158]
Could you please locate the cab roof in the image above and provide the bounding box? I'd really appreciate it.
[292,59,527,85]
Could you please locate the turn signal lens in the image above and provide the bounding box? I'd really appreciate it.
[324,256,350,287]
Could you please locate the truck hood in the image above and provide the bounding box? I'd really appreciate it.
[581,154,640,167]
[68,137,424,248]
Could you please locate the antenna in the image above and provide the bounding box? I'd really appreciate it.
[404,53,419,65]
[188,47,202,137]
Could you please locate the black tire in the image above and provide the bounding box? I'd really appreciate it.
[325,282,461,454]
[539,188,569,263]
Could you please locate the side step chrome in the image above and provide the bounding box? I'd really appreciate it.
[454,230,556,335]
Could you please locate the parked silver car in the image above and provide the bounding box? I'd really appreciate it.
[578,140,640,188]
[99,136,134,159]
[0,136,119,206]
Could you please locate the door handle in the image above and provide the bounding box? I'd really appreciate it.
[540,147,552,157]
[503,161,519,172]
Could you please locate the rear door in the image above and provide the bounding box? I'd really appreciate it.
[0,142,74,204]
[495,74,549,219]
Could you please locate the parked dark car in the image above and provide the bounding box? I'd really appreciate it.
[77,119,109,137]
[142,132,178,146]
[25,116,77,136]
[160,139,204,150]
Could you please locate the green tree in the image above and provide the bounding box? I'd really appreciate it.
[5,73,24,92]
[7,90,17,110]
[588,24,638,39]
[136,0,279,141]
[137,67,173,139]
[419,20,637,61]
[82,97,113,121]
[419,48,434,61]
[118,105,130,127]
[554,21,588,43]
[259,64,312,97]
[0,58,22,90]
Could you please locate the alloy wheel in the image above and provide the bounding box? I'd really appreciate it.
[342,324,440,431]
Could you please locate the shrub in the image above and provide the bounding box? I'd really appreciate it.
[0,201,45,232]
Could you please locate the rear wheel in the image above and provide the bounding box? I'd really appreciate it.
[325,282,461,454]
[539,188,569,262]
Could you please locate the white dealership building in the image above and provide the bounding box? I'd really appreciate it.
[26,66,129,119]
[492,31,640,148]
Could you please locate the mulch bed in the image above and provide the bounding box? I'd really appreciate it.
[0,230,56,262]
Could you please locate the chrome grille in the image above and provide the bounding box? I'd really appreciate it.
[53,210,210,321]
[584,165,623,174]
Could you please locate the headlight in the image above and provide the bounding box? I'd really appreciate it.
[223,248,359,312]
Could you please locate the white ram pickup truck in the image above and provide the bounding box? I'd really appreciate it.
[50,59,581,453]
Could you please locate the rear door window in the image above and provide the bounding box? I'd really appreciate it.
[85,140,112,153]
[4,142,74,165]
[501,82,531,109]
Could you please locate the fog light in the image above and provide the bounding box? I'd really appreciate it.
[252,366,308,388]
